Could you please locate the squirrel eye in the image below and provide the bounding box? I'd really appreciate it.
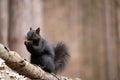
[30,27,32,30]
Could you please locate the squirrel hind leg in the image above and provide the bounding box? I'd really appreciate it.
[41,55,55,73]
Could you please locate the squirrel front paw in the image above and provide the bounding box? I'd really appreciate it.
[24,40,32,46]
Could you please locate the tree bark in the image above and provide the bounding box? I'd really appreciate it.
[0,0,8,46]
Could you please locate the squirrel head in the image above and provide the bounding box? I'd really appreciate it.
[27,27,41,41]
[29,27,40,34]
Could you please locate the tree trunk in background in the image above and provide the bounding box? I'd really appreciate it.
[8,0,32,61]
[69,0,80,77]
[116,0,120,79]
[31,0,43,34]
[43,0,80,77]
[0,0,8,46]
[78,0,119,80]
[8,0,43,61]
[78,0,107,80]
[104,0,119,80]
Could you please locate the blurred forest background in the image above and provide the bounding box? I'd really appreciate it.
[0,0,120,80]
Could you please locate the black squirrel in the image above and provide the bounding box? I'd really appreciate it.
[24,27,69,73]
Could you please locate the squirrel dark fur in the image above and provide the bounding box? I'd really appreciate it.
[24,27,69,73]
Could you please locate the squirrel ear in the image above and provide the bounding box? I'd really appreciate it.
[36,27,40,34]
[30,27,32,30]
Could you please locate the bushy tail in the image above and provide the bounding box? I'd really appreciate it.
[54,42,69,73]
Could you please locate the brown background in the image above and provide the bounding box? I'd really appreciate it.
[0,0,120,80]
